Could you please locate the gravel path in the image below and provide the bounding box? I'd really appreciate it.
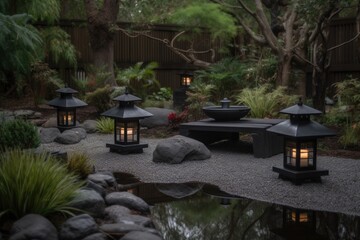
[40,133,360,217]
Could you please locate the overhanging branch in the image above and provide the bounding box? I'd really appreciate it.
[115,26,214,68]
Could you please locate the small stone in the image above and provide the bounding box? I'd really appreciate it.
[81,233,107,240]
[69,189,105,217]
[88,172,116,188]
[42,117,58,128]
[105,192,150,213]
[59,214,98,240]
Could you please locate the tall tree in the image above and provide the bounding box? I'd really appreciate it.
[83,0,120,86]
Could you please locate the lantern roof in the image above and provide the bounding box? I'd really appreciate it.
[113,91,141,102]
[102,90,153,119]
[48,87,87,108]
[55,87,78,94]
[267,119,336,138]
[280,99,322,116]
[101,105,153,119]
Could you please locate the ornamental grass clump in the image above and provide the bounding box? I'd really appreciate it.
[0,149,83,220]
[96,117,114,133]
[67,152,94,179]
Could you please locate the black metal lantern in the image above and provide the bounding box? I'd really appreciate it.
[48,87,87,131]
[179,72,193,87]
[267,99,335,184]
[101,90,153,154]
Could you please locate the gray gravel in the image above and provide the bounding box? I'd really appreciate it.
[40,133,360,217]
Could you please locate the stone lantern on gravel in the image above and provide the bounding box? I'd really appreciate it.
[267,99,335,184]
[101,89,153,154]
[48,87,87,131]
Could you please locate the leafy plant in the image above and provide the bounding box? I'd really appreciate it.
[67,152,93,179]
[334,77,360,123]
[0,13,42,86]
[338,124,360,149]
[0,119,40,151]
[333,77,360,148]
[186,81,215,120]
[168,108,189,130]
[235,85,297,118]
[116,62,160,100]
[40,26,77,66]
[149,87,173,101]
[0,149,83,219]
[29,61,63,106]
[169,2,236,47]
[96,117,114,133]
[85,86,113,113]
[85,64,112,91]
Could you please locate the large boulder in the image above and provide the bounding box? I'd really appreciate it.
[9,214,58,240]
[54,128,86,144]
[140,107,173,128]
[153,135,211,164]
[59,214,98,240]
[81,120,98,133]
[105,192,150,213]
[39,127,61,143]
[69,189,106,217]
[42,117,58,128]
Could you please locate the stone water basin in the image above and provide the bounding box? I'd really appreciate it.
[203,98,250,121]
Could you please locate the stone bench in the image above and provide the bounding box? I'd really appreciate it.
[179,118,284,158]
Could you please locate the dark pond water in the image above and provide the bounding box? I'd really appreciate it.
[115,172,360,240]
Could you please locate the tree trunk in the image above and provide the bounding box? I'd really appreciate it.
[276,52,292,87]
[312,70,327,112]
[84,0,119,86]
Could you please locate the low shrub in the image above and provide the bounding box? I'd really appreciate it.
[85,86,113,113]
[0,149,83,219]
[0,119,40,151]
[67,152,93,179]
[96,117,114,133]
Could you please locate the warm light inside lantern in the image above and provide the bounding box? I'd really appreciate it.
[119,127,134,142]
[63,114,73,124]
[181,76,192,86]
[291,148,309,167]
[58,110,75,126]
[291,211,309,223]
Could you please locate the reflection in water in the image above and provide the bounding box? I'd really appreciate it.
[114,173,360,240]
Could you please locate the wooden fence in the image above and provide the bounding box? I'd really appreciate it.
[51,19,360,93]
[327,18,360,85]
[52,20,218,90]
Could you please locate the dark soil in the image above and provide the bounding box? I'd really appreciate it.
[1,95,359,160]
